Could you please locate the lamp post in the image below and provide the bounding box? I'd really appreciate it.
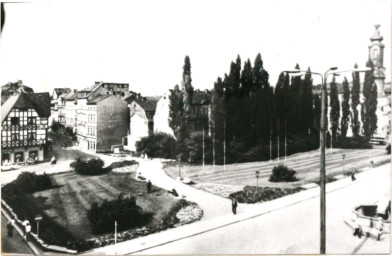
[342,154,346,173]
[283,66,370,254]
[35,215,42,239]
[255,170,260,188]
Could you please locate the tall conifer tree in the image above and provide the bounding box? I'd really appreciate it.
[341,77,351,138]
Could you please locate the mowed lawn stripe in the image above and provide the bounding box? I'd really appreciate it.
[82,179,114,201]
[195,150,384,183]
[58,183,88,227]
[90,176,123,195]
[65,180,91,209]
[193,149,374,179]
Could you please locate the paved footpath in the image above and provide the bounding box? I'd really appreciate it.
[88,163,391,255]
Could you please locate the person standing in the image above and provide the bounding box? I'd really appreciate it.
[7,219,14,237]
[232,198,238,215]
[147,180,152,193]
[25,223,31,241]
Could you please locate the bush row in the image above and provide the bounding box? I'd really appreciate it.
[70,158,109,175]
[88,194,153,234]
[269,165,298,182]
[229,186,304,204]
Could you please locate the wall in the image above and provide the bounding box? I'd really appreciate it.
[153,92,174,137]
[96,96,128,152]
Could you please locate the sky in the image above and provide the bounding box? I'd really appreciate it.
[0,0,391,96]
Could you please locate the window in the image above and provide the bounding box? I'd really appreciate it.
[27,117,36,125]
[11,133,19,141]
[27,132,36,141]
[11,117,19,126]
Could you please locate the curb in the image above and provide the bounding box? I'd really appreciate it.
[1,207,40,255]
[88,163,390,255]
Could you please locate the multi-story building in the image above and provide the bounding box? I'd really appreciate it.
[76,94,128,153]
[1,92,50,164]
[75,81,130,153]
[124,96,158,152]
[50,88,70,126]
[64,90,78,132]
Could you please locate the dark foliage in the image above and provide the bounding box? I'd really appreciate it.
[12,172,52,194]
[88,194,153,234]
[229,186,304,204]
[71,158,109,175]
[341,77,351,138]
[386,144,391,154]
[136,133,177,159]
[50,120,64,134]
[269,165,298,182]
[107,160,138,169]
[336,136,373,149]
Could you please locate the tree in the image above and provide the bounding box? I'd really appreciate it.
[300,67,314,134]
[182,56,194,133]
[362,60,378,141]
[329,76,340,140]
[351,63,361,137]
[169,85,184,140]
[341,77,351,138]
[240,59,253,97]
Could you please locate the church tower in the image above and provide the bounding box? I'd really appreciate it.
[368,24,385,96]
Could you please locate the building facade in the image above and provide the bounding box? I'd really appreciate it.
[50,88,70,126]
[1,93,50,164]
[76,95,128,153]
[124,97,158,152]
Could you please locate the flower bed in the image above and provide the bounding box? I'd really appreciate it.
[229,186,304,204]
[192,183,244,198]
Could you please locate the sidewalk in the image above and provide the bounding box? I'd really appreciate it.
[87,162,390,255]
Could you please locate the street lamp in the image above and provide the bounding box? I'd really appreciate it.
[255,170,260,188]
[342,154,346,173]
[35,215,42,239]
[283,66,369,254]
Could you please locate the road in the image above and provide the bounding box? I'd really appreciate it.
[135,164,391,255]
[1,213,34,255]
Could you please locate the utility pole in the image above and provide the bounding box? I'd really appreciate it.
[270,121,272,163]
[212,122,215,173]
[285,118,287,162]
[224,121,226,172]
[277,118,280,163]
[202,129,205,175]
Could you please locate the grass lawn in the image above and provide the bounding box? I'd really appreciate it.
[32,172,178,240]
[164,146,389,189]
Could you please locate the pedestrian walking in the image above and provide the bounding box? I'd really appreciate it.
[376,217,384,241]
[353,217,362,238]
[51,156,56,165]
[25,223,31,241]
[351,169,356,181]
[232,198,238,215]
[147,180,152,193]
[7,219,14,237]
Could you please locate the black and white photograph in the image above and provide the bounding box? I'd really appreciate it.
[0,0,391,255]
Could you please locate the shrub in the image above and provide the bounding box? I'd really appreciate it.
[269,165,298,182]
[184,132,212,164]
[71,158,109,175]
[336,136,372,149]
[229,186,304,204]
[136,133,177,159]
[386,144,391,154]
[107,160,138,169]
[51,120,64,134]
[12,172,52,194]
[87,194,153,234]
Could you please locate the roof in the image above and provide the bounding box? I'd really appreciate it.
[2,82,34,93]
[64,90,77,100]
[81,82,102,92]
[192,91,211,104]
[87,94,111,104]
[54,88,71,96]
[133,98,158,112]
[1,92,51,123]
